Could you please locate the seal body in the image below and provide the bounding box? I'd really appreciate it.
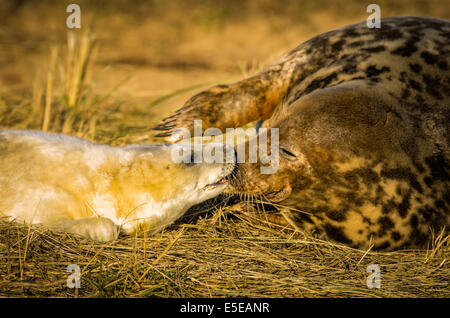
[0,130,234,241]
[154,17,449,250]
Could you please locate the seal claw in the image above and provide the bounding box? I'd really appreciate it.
[153,131,175,137]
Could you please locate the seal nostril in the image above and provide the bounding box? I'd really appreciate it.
[217,177,227,184]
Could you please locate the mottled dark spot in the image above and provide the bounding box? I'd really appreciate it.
[303,35,330,55]
[382,198,396,215]
[341,63,358,74]
[334,188,364,206]
[425,154,449,182]
[375,241,391,250]
[414,162,425,174]
[365,65,390,77]
[391,36,419,56]
[423,176,433,188]
[410,178,423,194]
[409,63,422,73]
[399,19,422,27]
[361,168,381,183]
[362,216,372,225]
[381,168,423,193]
[343,167,380,187]
[401,89,410,99]
[415,94,425,104]
[399,71,408,83]
[435,199,445,210]
[323,224,352,245]
[400,138,419,163]
[372,27,403,41]
[408,79,422,92]
[343,28,360,38]
[411,229,429,247]
[437,60,448,70]
[331,39,346,52]
[326,209,347,222]
[379,216,395,232]
[422,74,443,99]
[418,206,433,222]
[363,45,386,53]
[398,190,412,218]
[391,231,402,241]
[410,214,419,229]
[348,40,365,47]
[420,51,439,65]
[348,76,366,81]
[303,73,338,95]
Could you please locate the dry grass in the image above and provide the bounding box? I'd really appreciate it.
[0,0,449,298]
[0,202,449,297]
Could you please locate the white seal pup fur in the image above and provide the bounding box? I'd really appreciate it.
[0,130,235,241]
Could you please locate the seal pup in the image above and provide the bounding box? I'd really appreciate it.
[0,130,235,241]
[154,17,449,249]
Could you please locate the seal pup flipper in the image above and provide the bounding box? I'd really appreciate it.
[54,217,119,242]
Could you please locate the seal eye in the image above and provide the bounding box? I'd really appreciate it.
[280,147,297,161]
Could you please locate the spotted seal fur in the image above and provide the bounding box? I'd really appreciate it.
[154,17,449,250]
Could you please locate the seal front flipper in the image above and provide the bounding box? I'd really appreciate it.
[53,217,119,242]
[153,66,288,142]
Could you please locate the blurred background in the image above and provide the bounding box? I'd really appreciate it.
[0,0,449,143]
